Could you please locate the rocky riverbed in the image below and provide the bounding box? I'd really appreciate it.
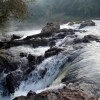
[0,20,100,100]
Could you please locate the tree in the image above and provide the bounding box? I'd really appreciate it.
[0,0,27,23]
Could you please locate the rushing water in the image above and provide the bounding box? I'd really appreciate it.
[1,20,100,99]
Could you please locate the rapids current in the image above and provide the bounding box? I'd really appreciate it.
[1,20,100,99]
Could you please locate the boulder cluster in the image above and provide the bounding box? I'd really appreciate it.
[14,84,96,100]
[0,20,98,99]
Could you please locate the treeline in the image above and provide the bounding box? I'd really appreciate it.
[0,0,100,27]
[25,0,100,26]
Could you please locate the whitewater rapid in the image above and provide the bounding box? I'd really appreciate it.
[1,20,100,100]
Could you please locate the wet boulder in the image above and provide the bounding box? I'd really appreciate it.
[0,55,12,73]
[57,29,75,34]
[14,91,36,100]
[6,71,23,94]
[49,41,56,48]
[82,35,100,43]
[79,20,95,29]
[0,41,5,48]
[41,22,60,34]
[19,52,27,58]
[11,35,21,41]
[45,47,62,58]
[0,38,49,48]
[37,55,44,64]
[31,38,49,48]
[39,68,47,79]
[74,35,100,44]
[13,84,97,100]
[27,54,44,66]
[27,54,36,65]
[0,55,7,73]
[24,66,36,76]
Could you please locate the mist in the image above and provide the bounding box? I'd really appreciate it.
[1,0,100,31]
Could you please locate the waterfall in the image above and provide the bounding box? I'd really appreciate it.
[1,20,100,99]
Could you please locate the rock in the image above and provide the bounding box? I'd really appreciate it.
[31,38,49,48]
[0,56,7,73]
[79,20,95,29]
[11,35,21,41]
[24,66,36,76]
[41,22,60,34]
[27,54,44,66]
[20,52,27,57]
[45,47,62,58]
[0,41,5,48]
[39,68,47,79]
[0,55,12,73]
[37,56,44,64]
[0,38,49,49]
[73,38,83,44]
[83,35,100,43]
[74,35,100,44]
[13,96,26,100]
[13,84,97,100]
[57,29,75,33]
[49,41,56,48]
[8,62,19,71]
[27,54,36,65]
[6,71,23,94]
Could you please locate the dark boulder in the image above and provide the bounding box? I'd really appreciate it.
[0,38,49,49]
[6,71,23,94]
[73,38,83,44]
[20,52,27,58]
[11,35,21,41]
[8,62,19,72]
[37,56,44,64]
[31,38,49,48]
[27,54,44,66]
[57,28,75,34]
[0,55,8,73]
[24,66,36,76]
[83,35,100,43]
[41,22,60,34]
[27,54,36,65]
[45,47,62,58]
[49,41,56,48]
[39,68,47,79]
[0,55,15,74]
[79,20,95,29]
[0,41,5,48]
[74,35,100,44]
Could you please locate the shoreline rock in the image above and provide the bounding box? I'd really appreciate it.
[13,84,97,100]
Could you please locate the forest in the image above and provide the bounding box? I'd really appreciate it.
[0,0,100,26]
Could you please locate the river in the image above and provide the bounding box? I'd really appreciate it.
[0,20,100,100]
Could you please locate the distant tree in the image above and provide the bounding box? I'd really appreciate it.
[0,0,27,23]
